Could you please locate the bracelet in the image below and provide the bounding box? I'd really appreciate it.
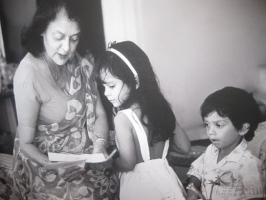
[94,138,108,148]
[42,157,50,167]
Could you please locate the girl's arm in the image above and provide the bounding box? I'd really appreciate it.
[170,121,191,154]
[112,112,137,172]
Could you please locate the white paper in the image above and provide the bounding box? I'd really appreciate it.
[46,149,117,170]
[48,152,106,163]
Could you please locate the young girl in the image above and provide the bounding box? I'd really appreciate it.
[94,41,190,200]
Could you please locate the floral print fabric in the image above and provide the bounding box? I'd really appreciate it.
[12,52,119,200]
[187,139,265,200]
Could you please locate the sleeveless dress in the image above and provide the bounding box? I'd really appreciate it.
[118,109,187,200]
[12,52,119,200]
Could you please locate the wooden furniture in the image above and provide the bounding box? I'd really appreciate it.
[0,91,17,154]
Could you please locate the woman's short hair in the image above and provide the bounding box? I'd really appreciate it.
[21,0,84,57]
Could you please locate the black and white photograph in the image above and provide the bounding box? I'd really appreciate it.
[0,1,266,199]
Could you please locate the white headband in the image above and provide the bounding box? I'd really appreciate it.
[107,48,139,89]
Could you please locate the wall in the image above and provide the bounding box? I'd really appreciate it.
[0,0,105,63]
[101,0,266,140]
[0,0,36,63]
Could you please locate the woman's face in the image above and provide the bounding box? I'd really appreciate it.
[42,9,80,66]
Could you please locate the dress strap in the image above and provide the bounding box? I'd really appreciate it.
[162,140,170,159]
[118,109,150,161]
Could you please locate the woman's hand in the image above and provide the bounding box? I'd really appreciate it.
[57,165,85,182]
[87,148,116,171]
[93,138,108,157]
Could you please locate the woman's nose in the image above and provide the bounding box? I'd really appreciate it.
[62,38,70,52]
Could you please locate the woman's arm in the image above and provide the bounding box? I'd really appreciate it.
[112,112,137,172]
[170,121,191,154]
[14,63,49,166]
[92,89,109,156]
[18,125,49,166]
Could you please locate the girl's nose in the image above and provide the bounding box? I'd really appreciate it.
[104,88,110,97]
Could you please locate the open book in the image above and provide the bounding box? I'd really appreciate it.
[43,149,117,170]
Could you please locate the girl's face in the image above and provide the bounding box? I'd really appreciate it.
[100,70,131,108]
[42,9,80,66]
[204,111,245,155]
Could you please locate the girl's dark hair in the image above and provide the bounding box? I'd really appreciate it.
[200,87,261,141]
[21,0,84,58]
[94,41,176,144]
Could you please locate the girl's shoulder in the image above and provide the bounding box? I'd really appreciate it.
[115,109,132,124]
[116,108,142,123]
[114,109,134,135]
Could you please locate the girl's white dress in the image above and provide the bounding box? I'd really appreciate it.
[118,109,187,200]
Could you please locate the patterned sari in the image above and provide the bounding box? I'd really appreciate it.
[12,52,119,200]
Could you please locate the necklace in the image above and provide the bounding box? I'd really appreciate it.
[43,56,70,97]
[43,56,58,81]
[52,72,58,81]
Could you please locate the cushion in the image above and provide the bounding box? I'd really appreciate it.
[0,153,19,200]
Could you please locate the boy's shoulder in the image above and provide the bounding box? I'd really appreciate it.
[203,141,262,163]
[203,144,218,156]
[241,148,262,165]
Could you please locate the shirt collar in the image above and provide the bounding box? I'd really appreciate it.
[212,138,247,162]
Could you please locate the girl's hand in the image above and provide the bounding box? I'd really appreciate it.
[57,165,85,182]
[87,158,113,171]
[86,152,114,171]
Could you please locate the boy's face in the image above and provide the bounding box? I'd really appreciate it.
[204,111,243,154]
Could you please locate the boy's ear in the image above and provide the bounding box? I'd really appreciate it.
[238,123,250,136]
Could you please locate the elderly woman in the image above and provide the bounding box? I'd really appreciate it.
[12,0,118,199]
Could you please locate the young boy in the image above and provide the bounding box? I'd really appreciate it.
[187,87,265,200]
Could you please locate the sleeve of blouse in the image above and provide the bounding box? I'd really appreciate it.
[240,156,265,199]
[187,152,205,181]
[14,61,41,129]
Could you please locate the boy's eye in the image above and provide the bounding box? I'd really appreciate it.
[204,123,210,128]
[109,85,115,89]
[216,123,225,128]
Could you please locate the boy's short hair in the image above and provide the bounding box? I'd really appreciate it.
[200,87,261,141]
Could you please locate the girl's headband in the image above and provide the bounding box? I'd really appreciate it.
[107,48,139,89]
